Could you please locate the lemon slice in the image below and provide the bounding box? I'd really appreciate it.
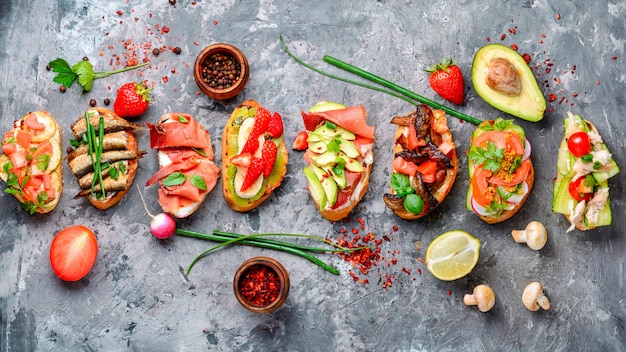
[425,230,480,281]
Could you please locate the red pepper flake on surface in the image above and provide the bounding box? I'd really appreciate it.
[214,20,219,26]
[500,34,507,41]
[522,53,531,64]
[549,93,557,102]
[508,27,517,35]
[116,10,123,16]
[486,37,491,42]
[556,13,561,20]
[510,44,518,51]
[238,264,280,307]
[612,56,618,60]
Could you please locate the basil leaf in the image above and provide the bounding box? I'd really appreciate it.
[193,148,207,157]
[390,173,410,192]
[190,175,207,190]
[404,194,424,214]
[162,171,187,186]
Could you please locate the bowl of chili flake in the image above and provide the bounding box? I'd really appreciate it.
[233,256,290,313]
[194,43,250,100]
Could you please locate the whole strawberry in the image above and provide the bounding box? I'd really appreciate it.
[425,58,465,105]
[113,82,152,118]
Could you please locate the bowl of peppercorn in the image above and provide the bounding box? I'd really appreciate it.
[233,256,290,314]
[194,43,250,100]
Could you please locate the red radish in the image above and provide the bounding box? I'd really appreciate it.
[136,185,176,239]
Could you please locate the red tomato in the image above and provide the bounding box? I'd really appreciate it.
[392,156,418,176]
[567,132,591,157]
[472,131,525,155]
[407,124,425,150]
[471,166,495,207]
[50,225,98,281]
[568,177,593,202]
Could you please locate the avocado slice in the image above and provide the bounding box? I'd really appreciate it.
[303,165,328,210]
[309,101,347,113]
[309,164,338,207]
[472,44,546,122]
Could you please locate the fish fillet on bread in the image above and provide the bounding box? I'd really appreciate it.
[383,105,458,220]
[221,100,288,212]
[466,117,534,224]
[68,107,144,210]
[299,101,375,222]
[0,110,63,214]
[146,112,220,218]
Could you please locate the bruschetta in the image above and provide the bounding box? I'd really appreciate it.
[222,100,288,212]
[299,101,375,221]
[146,113,220,218]
[0,111,63,214]
[552,112,619,231]
[466,118,533,224]
[383,105,458,219]
[68,107,144,210]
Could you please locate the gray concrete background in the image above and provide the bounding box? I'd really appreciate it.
[1,0,625,351]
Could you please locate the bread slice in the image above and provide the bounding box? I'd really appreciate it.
[384,106,458,220]
[222,100,288,212]
[68,108,142,210]
[0,110,63,214]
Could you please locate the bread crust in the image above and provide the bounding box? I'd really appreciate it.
[315,162,372,222]
[221,100,288,212]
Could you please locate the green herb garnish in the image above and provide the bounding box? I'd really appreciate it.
[178,115,189,123]
[162,172,187,186]
[48,58,148,93]
[190,175,207,190]
[468,141,504,172]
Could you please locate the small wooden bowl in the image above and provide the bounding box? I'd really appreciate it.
[194,43,250,100]
[233,256,289,314]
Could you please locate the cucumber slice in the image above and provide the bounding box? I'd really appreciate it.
[591,143,620,183]
[552,175,574,215]
[556,138,575,177]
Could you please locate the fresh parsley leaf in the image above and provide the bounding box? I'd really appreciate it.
[493,118,513,131]
[70,139,82,147]
[108,165,119,181]
[468,141,504,172]
[2,161,12,174]
[49,58,77,88]
[72,61,95,92]
[36,154,50,171]
[118,161,126,175]
[190,175,207,190]
[20,175,30,188]
[326,138,341,153]
[333,161,345,176]
[162,172,187,186]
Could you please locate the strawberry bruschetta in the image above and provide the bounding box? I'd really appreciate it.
[68,108,144,210]
[298,101,375,221]
[552,112,619,231]
[383,105,458,220]
[146,113,220,218]
[466,118,534,224]
[0,111,63,214]
[222,100,288,212]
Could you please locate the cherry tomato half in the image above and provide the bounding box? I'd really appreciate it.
[567,132,591,157]
[568,177,593,202]
[50,225,98,281]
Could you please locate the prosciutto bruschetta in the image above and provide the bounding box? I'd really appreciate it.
[68,108,144,210]
[146,113,220,218]
[466,118,534,224]
[552,112,619,231]
[0,111,63,214]
[299,101,375,221]
[383,105,458,220]
[222,100,288,212]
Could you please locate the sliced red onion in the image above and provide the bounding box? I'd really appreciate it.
[471,197,496,217]
[522,138,531,161]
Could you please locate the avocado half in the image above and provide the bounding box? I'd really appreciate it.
[472,44,546,122]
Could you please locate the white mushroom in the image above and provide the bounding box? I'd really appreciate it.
[522,282,551,311]
[463,284,496,312]
[512,221,547,250]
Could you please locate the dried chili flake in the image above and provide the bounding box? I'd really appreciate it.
[500,34,506,41]
[486,37,491,42]
[549,93,557,102]
[511,44,518,51]
[522,53,531,64]
[214,21,219,25]
[611,56,618,61]
[402,267,411,275]
[238,265,281,307]
[116,10,123,16]
[392,225,398,232]
[556,13,561,20]
[508,27,517,35]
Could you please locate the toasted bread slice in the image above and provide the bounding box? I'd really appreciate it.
[0,110,63,214]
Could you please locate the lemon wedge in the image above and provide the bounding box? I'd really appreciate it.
[425,230,480,281]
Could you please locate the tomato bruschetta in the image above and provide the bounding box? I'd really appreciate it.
[383,105,458,219]
[298,101,375,221]
[68,108,144,210]
[0,111,63,214]
[222,100,288,212]
[466,118,534,224]
[552,112,619,231]
[146,113,220,218]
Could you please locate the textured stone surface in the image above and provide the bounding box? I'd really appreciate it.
[1,0,625,351]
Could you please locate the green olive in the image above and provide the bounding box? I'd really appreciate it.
[404,194,424,214]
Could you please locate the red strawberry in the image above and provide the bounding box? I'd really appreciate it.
[240,135,259,155]
[230,153,252,167]
[291,131,308,150]
[425,58,465,105]
[261,140,277,178]
[113,82,152,118]
[265,112,283,138]
[251,107,271,137]
[240,157,264,191]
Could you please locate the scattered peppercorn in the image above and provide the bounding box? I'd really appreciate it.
[169,0,176,4]
[174,47,182,55]
[152,48,160,56]
[104,98,111,106]
[89,99,97,107]
[201,52,241,90]
[83,56,89,61]
[59,86,67,93]
[46,64,51,71]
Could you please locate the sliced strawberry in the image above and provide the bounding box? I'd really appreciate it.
[292,131,308,150]
[261,140,277,178]
[231,153,252,167]
[265,112,283,138]
[251,107,271,137]
[240,135,260,155]
[240,157,264,192]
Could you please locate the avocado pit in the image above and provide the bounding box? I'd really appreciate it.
[486,57,522,96]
